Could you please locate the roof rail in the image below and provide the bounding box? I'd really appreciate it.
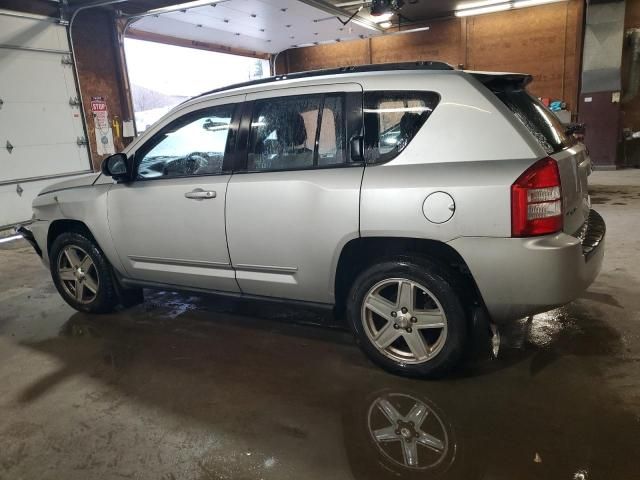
[194,61,454,99]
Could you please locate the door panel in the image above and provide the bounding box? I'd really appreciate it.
[226,168,363,303]
[106,98,242,293]
[107,176,237,292]
[226,84,363,303]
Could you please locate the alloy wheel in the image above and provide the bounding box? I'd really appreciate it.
[57,245,99,304]
[361,278,448,364]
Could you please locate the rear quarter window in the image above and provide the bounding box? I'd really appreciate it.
[363,91,440,164]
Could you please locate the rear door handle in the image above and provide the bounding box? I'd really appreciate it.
[185,188,216,200]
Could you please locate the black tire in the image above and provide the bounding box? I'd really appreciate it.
[347,257,467,379]
[50,231,118,314]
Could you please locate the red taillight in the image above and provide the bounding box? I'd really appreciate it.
[511,157,563,237]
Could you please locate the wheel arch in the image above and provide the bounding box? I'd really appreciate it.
[333,236,487,318]
[47,219,98,257]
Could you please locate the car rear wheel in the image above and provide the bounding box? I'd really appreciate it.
[50,232,119,313]
[347,258,467,378]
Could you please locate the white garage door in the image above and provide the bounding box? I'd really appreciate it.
[0,9,92,229]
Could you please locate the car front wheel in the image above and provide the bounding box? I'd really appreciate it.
[347,258,467,378]
[50,232,119,313]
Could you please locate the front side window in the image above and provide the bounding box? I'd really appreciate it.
[364,91,440,164]
[247,94,346,171]
[136,105,235,179]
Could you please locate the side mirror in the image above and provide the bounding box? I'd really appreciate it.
[101,153,130,182]
[350,135,364,163]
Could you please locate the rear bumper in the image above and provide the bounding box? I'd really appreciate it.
[449,210,605,323]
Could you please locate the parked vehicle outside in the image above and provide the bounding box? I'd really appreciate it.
[18,62,605,378]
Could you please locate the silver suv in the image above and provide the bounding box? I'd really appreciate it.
[18,62,605,378]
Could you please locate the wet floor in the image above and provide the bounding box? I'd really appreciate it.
[1,171,640,479]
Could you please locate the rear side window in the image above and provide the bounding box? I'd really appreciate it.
[495,90,575,154]
[363,91,440,164]
[247,94,346,172]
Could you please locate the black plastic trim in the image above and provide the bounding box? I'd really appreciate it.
[313,95,325,167]
[15,225,42,257]
[470,72,533,92]
[345,91,364,163]
[580,209,606,261]
[222,101,243,173]
[233,101,253,172]
[119,276,335,310]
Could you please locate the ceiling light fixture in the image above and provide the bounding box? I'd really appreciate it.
[455,2,511,16]
[456,0,505,10]
[373,12,394,22]
[513,0,565,8]
[379,21,392,28]
[352,19,381,31]
[455,0,565,16]
[378,25,430,36]
[145,0,225,16]
[390,26,430,35]
[335,0,370,7]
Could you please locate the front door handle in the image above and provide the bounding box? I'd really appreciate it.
[185,188,216,200]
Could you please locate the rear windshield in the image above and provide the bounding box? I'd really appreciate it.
[495,90,575,154]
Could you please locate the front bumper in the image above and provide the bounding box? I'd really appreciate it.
[449,210,606,324]
[15,220,50,267]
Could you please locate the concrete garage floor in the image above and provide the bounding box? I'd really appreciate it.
[1,171,640,480]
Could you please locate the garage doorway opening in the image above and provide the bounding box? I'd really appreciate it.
[124,38,269,132]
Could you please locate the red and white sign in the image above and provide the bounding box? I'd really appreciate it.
[90,96,114,155]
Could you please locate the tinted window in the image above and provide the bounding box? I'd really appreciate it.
[495,90,575,154]
[247,94,346,171]
[136,105,234,179]
[364,91,439,164]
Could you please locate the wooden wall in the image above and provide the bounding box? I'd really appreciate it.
[277,19,463,76]
[279,0,584,113]
[72,9,132,170]
[465,1,584,113]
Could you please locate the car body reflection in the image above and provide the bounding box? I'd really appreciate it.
[367,392,453,471]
